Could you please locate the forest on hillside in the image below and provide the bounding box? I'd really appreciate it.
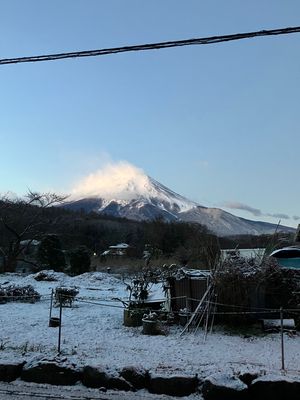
[0,193,294,273]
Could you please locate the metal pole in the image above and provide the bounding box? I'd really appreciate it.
[48,289,53,325]
[280,307,285,370]
[58,299,63,354]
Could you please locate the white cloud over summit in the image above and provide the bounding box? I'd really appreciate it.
[71,161,150,200]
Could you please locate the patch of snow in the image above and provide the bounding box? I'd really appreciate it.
[253,373,300,383]
[20,239,40,246]
[205,373,247,390]
[0,271,300,379]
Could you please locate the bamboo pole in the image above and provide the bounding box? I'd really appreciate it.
[204,290,215,341]
[203,299,210,342]
[180,285,211,336]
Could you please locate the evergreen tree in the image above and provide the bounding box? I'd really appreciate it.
[69,246,91,275]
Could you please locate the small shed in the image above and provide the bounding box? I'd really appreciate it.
[168,269,210,312]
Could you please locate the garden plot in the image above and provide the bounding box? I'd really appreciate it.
[0,271,300,377]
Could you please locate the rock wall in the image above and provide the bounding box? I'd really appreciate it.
[0,356,299,399]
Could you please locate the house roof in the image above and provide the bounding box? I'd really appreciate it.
[20,239,40,246]
[175,268,211,280]
[109,243,130,249]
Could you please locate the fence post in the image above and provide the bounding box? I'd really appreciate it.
[210,294,217,334]
[48,289,53,325]
[58,299,63,354]
[280,307,285,370]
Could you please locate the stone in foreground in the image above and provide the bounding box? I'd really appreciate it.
[202,373,248,400]
[21,356,81,386]
[148,374,198,397]
[249,374,300,400]
[119,366,148,390]
[0,360,25,382]
[82,365,133,391]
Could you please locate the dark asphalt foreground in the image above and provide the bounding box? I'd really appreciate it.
[0,381,199,400]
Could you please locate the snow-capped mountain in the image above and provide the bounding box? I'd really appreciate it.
[66,165,294,236]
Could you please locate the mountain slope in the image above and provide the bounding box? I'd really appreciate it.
[66,172,294,236]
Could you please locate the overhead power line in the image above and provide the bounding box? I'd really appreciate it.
[1,26,300,66]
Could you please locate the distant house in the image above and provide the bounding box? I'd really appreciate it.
[221,248,265,260]
[101,243,135,257]
[20,239,40,256]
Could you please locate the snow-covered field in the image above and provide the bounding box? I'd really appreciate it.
[0,271,299,378]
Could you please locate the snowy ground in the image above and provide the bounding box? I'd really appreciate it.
[0,271,299,378]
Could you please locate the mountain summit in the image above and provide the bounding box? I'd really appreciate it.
[67,163,294,236]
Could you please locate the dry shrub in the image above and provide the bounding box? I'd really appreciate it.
[0,284,40,303]
[213,256,300,325]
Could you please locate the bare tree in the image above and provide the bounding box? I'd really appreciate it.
[0,191,67,272]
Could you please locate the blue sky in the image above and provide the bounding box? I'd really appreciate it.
[0,1,300,227]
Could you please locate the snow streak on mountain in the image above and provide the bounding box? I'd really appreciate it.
[67,162,294,237]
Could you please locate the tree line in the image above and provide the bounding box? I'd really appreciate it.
[0,191,291,274]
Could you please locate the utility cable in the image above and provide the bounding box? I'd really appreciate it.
[0,26,299,66]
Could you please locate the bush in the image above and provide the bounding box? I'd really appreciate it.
[37,234,66,271]
[34,270,58,281]
[213,256,300,325]
[0,284,40,303]
[54,286,79,307]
